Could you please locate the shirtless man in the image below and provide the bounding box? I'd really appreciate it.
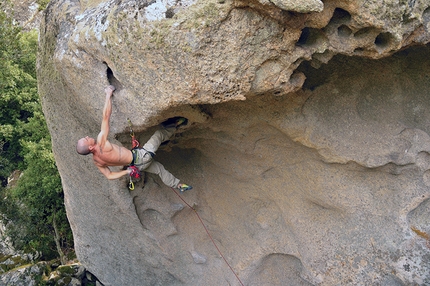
[76,85,192,191]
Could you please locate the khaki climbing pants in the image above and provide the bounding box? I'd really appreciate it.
[132,127,180,188]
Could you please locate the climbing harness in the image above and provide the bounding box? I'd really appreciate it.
[126,119,155,190]
[170,187,245,286]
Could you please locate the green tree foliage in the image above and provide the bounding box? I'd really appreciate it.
[0,4,73,262]
[8,136,73,260]
[0,8,38,183]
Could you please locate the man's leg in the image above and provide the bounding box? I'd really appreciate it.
[145,160,180,188]
[142,127,175,154]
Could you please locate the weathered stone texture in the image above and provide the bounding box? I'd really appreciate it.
[37,0,430,285]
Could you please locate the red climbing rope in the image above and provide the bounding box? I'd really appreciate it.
[170,187,245,286]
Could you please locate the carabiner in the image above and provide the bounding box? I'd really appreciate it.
[128,176,135,191]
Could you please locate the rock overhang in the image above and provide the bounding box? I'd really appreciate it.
[46,0,430,121]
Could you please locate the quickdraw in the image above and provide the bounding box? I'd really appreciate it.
[127,118,140,191]
[127,118,140,149]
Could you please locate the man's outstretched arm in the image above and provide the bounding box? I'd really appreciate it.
[97,85,115,151]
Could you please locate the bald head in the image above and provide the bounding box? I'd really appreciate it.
[76,137,91,155]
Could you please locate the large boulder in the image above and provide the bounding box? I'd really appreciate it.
[37,0,430,285]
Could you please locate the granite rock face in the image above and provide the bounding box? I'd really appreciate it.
[37,0,430,285]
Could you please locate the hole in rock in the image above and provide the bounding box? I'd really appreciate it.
[329,8,351,25]
[296,60,330,91]
[106,66,114,83]
[374,32,394,50]
[105,64,122,88]
[296,27,324,48]
[338,25,352,38]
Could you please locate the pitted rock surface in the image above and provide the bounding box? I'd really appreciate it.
[37,0,430,285]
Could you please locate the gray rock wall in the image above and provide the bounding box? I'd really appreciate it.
[37,0,430,285]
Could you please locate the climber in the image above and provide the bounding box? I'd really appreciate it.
[76,85,192,192]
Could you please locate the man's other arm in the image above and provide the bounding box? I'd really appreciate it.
[97,165,130,180]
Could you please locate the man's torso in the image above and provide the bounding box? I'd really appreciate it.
[93,141,133,167]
